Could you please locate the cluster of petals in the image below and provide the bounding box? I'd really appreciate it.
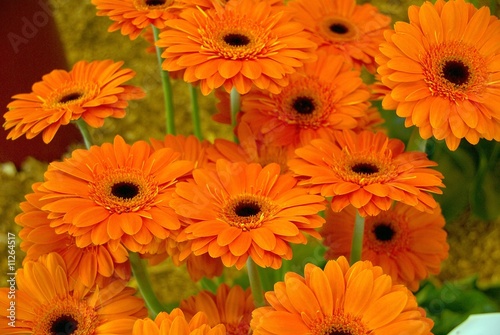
[4,60,144,143]
[376,0,500,150]
[157,0,318,95]
[288,130,445,217]
[251,257,434,334]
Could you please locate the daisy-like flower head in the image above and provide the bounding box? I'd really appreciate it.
[250,256,434,335]
[180,284,254,335]
[38,135,193,253]
[91,0,180,40]
[288,130,445,217]
[376,0,500,151]
[17,183,131,288]
[0,252,147,334]
[4,60,145,143]
[322,203,449,291]
[133,308,226,335]
[157,0,317,95]
[239,52,372,148]
[170,159,326,269]
[288,0,391,73]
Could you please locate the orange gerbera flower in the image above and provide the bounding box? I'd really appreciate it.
[288,0,391,73]
[150,134,212,170]
[288,130,445,217]
[170,160,325,269]
[91,0,180,40]
[38,135,193,253]
[0,252,147,334]
[157,0,317,95]
[133,309,226,335]
[322,203,449,291]
[239,52,371,148]
[17,182,131,288]
[4,60,145,143]
[377,0,500,151]
[180,284,253,335]
[250,257,434,335]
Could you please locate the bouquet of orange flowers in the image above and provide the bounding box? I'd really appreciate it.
[1,0,499,334]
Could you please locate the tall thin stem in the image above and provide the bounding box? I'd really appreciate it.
[230,87,240,144]
[189,84,203,140]
[75,119,93,149]
[152,25,176,135]
[406,127,427,152]
[246,258,266,308]
[350,210,365,264]
[129,252,165,317]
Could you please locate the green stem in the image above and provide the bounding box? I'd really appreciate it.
[406,127,427,152]
[189,84,203,140]
[490,0,497,14]
[129,252,165,317]
[246,258,266,308]
[75,119,93,149]
[152,25,176,135]
[349,210,365,264]
[230,87,240,144]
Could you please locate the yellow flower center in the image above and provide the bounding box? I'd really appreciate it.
[33,296,98,335]
[365,212,409,254]
[320,16,359,43]
[274,77,337,129]
[89,167,160,213]
[313,313,368,335]
[200,11,273,60]
[221,194,279,231]
[44,82,98,110]
[134,0,174,10]
[422,41,488,101]
[333,148,398,186]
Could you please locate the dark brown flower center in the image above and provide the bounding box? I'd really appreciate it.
[146,0,166,5]
[373,223,395,242]
[351,163,379,175]
[59,92,83,104]
[292,96,316,115]
[329,23,348,35]
[327,332,352,335]
[50,314,78,335]
[234,201,261,217]
[111,182,140,199]
[223,33,251,47]
[442,60,470,86]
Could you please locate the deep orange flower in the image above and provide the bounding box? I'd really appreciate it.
[17,182,131,288]
[170,160,325,269]
[157,0,317,95]
[180,284,253,335]
[133,308,226,335]
[250,257,434,335]
[38,135,193,253]
[91,0,180,40]
[288,130,445,217]
[288,0,391,72]
[4,60,144,143]
[239,52,371,148]
[0,252,147,334]
[322,203,449,291]
[376,0,500,151]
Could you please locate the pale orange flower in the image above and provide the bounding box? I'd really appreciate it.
[239,52,371,148]
[4,60,144,143]
[288,130,445,217]
[288,0,391,72]
[133,309,226,335]
[37,135,193,253]
[157,0,317,95]
[251,257,434,335]
[0,253,147,334]
[376,0,500,150]
[322,203,449,291]
[170,160,325,269]
[150,134,212,170]
[180,284,254,335]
